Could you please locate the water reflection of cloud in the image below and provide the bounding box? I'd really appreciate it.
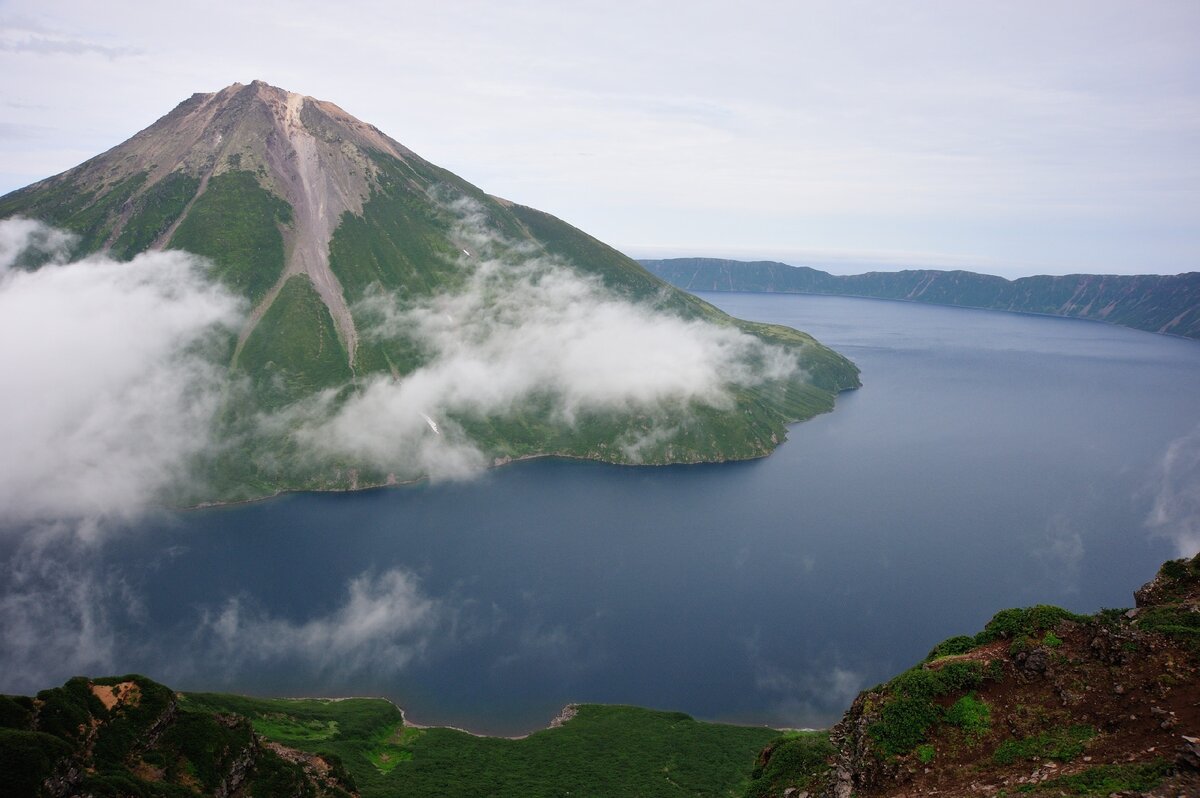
[1147,424,1200,558]
[194,569,443,676]
[743,628,864,727]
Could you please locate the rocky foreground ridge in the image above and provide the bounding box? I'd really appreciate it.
[745,555,1200,797]
[0,676,357,797]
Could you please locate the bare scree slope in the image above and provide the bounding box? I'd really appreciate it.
[0,81,858,503]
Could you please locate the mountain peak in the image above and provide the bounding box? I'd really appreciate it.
[0,84,860,501]
[53,81,423,362]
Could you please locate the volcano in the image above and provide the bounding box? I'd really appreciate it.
[0,81,859,501]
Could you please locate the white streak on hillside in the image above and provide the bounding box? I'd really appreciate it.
[0,219,244,523]
[1147,424,1200,558]
[300,197,797,476]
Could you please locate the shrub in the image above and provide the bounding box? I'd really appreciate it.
[925,635,977,661]
[868,661,986,757]
[945,693,991,742]
[744,733,834,798]
[976,606,1086,645]
[0,695,33,730]
[0,729,73,795]
[869,696,942,758]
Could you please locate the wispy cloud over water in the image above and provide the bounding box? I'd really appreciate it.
[1147,424,1200,558]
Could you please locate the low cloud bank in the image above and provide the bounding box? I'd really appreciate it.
[1,204,799,499]
[0,218,244,523]
[301,196,797,475]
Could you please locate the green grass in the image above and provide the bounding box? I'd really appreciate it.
[251,713,340,742]
[1137,604,1200,649]
[364,723,421,773]
[187,694,780,798]
[1014,760,1170,795]
[992,725,1096,765]
[169,170,292,303]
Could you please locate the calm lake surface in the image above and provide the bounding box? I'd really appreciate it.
[7,293,1200,735]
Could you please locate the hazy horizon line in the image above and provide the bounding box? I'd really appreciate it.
[624,246,1197,280]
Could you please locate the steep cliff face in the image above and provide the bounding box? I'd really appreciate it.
[643,257,1200,340]
[743,555,1200,797]
[0,674,357,797]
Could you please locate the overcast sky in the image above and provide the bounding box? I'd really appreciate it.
[1,0,1197,277]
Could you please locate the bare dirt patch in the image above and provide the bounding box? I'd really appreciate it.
[90,680,141,711]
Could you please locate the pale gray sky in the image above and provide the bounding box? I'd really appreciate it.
[1,0,1197,276]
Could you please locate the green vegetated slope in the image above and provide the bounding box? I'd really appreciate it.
[325,153,859,470]
[743,554,1200,797]
[239,274,353,408]
[168,170,292,304]
[0,171,148,256]
[0,82,860,503]
[153,693,782,798]
[642,257,1200,339]
[110,171,201,259]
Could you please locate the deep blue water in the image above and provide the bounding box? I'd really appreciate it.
[5,293,1199,735]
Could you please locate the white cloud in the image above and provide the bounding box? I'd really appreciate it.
[197,569,442,675]
[299,198,797,477]
[1147,424,1200,558]
[0,219,244,523]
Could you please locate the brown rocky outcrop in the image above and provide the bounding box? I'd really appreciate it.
[748,555,1200,797]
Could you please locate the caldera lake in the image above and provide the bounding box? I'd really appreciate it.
[4,292,1199,735]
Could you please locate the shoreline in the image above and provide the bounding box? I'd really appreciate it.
[687,286,1200,342]
[175,398,856,513]
[237,694,801,741]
